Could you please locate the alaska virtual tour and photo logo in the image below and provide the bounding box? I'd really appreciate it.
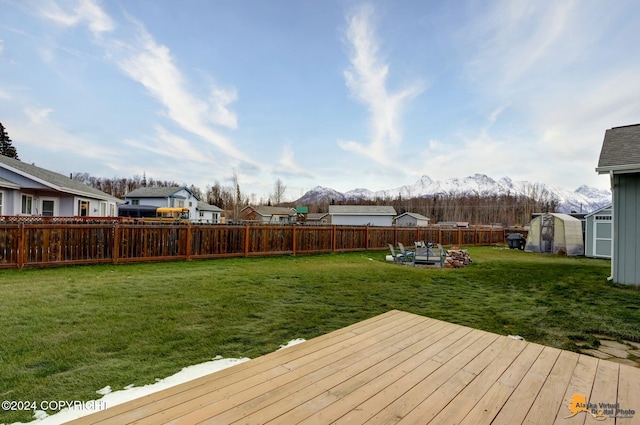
[565,393,636,421]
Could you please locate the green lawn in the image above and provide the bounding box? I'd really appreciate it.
[0,247,638,423]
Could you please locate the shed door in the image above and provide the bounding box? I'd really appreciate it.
[540,215,554,253]
[594,214,612,258]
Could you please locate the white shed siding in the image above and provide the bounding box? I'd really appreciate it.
[585,204,612,259]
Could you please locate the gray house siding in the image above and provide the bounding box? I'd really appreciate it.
[0,155,120,217]
[614,174,640,284]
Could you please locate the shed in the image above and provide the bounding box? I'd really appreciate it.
[394,212,430,227]
[328,205,397,226]
[596,123,640,284]
[584,204,612,259]
[524,213,584,256]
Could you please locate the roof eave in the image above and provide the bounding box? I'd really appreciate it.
[61,187,122,203]
[596,164,640,174]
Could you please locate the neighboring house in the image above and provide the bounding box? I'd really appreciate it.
[305,212,330,225]
[328,205,397,226]
[0,155,120,217]
[584,204,612,259]
[596,123,640,284]
[240,205,297,224]
[196,200,223,224]
[123,187,200,222]
[395,212,430,227]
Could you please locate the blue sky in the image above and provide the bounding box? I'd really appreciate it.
[1,0,639,202]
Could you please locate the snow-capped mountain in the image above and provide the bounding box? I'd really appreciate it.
[295,174,611,214]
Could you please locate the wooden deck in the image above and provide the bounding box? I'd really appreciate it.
[68,310,639,424]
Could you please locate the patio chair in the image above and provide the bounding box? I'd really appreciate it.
[388,244,404,264]
[398,243,415,262]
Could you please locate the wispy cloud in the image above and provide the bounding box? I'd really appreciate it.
[13,107,118,160]
[276,143,314,178]
[111,22,252,163]
[38,0,114,36]
[36,0,258,169]
[464,1,580,88]
[124,126,220,165]
[338,4,424,164]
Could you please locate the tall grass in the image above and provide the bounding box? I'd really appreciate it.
[0,247,638,423]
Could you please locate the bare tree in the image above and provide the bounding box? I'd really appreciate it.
[271,178,287,205]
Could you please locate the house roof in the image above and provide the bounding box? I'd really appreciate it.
[197,200,223,212]
[242,205,296,216]
[596,124,640,174]
[306,212,329,221]
[584,203,612,218]
[328,205,397,216]
[125,186,200,201]
[395,212,430,220]
[0,155,121,202]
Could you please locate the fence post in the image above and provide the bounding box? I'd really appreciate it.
[17,222,24,269]
[394,225,398,247]
[113,222,120,264]
[292,224,297,256]
[365,225,369,250]
[244,224,250,257]
[185,222,192,261]
[332,226,336,252]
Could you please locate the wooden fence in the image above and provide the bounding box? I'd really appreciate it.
[0,222,525,269]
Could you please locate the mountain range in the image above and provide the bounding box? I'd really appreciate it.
[293,174,612,214]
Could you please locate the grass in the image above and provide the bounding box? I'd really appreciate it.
[1,246,639,423]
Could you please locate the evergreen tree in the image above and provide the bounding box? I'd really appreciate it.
[0,122,20,160]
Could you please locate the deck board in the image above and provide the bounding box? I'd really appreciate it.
[66,310,639,425]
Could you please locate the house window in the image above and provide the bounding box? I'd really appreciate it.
[21,195,33,214]
[131,199,140,205]
[0,192,3,215]
[110,204,115,216]
[177,200,184,208]
[78,200,89,217]
[100,202,107,216]
[42,200,55,216]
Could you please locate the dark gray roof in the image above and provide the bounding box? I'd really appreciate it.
[125,186,199,200]
[597,124,640,173]
[328,205,397,215]
[0,155,121,201]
